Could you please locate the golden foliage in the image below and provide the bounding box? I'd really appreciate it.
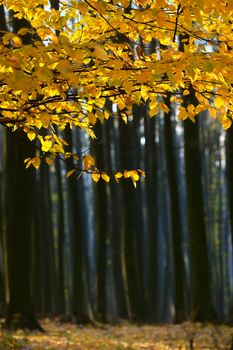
[0,0,232,182]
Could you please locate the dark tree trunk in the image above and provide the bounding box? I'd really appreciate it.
[226,127,233,263]
[178,34,217,322]
[183,92,217,322]
[164,97,186,322]
[3,130,41,329]
[34,163,57,315]
[119,112,145,321]
[2,12,41,330]
[65,128,88,323]
[0,8,6,313]
[93,121,108,322]
[144,113,159,322]
[225,126,233,321]
[107,118,128,319]
[55,159,66,315]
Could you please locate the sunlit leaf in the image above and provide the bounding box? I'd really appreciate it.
[27,130,36,141]
[101,172,110,183]
[31,157,41,169]
[92,172,100,182]
[66,169,76,177]
[83,155,95,171]
[41,140,53,152]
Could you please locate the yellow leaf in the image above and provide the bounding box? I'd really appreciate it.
[25,157,32,168]
[209,107,217,119]
[27,130,36,141]
[137,169,145,177]
[183,89,190,96]
[131,170,140,182]
[101,173,110,183]
[115,172,123,183]
[121,115,128,124]
[149,101,158,117]
[31,157,41,169]
[66,169,76,177]
[12,36,22,47]
[215,96,225,109]
[92,172,100,182]
[41,140,52,152]
[221,115,232,129]
[24,157,31,164]
[86,128,96,139]
[17,28,32,36]
[123,171,131,178]
[45,157,54,165]
[88,113,97,125]
[83,155,95,171]
[52,143,64,153]
[141,85,149,101]
[92,45,108,60]
[178,106,188,120]
[40,112,51,128]
[104,111,110,120]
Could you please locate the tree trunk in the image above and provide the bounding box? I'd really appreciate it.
[34,163,57,315]
[3,130,41,329]
[164,97,186,322]
[54,158,66,315]
[65,128,89,323]
[107,118,128,319]
[183,93,217,322]
[144,111,159,322]
[2,12,41,330]
[119,112,145,321]
[93,121,108,322]
[225,126,233,321]
[0,7,6,316]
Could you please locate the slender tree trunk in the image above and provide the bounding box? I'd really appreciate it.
[107,118,128,319]
[0,0,7,321]
[3,130,41,329]
[55,159,66,315]
[40,164,57,314]
[177,34,217,322]
[65,128,89,323]
[225,126,233,320]
[144,112,159,322]
[183,91,217,322]
[2,12,41,329]
[226,127,233,261]
[119,113,145,321]
[164,97,186,322]
[93,121,108,322]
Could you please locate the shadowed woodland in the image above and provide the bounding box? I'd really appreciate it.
[0,0,233,349]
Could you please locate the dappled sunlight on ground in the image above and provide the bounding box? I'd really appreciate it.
[0,320,233,349]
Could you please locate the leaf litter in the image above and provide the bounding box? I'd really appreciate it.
[0,320,233,350]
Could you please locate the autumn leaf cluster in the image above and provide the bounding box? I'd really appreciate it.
[0,0,232,183]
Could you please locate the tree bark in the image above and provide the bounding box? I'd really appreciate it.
[2,12,42,330]
[144,111,159,322]
[93,121,108,322]
[65,128,89,323]
[119,112,145,321]
[183,93,217,322]
[164,97,186,322]
[3,130,41,329]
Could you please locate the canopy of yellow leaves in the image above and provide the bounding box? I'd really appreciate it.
[0,0,232,183]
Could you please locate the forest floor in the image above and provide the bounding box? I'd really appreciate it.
[0,319,233,350]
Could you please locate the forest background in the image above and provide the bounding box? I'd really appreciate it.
[0,0,233,342]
